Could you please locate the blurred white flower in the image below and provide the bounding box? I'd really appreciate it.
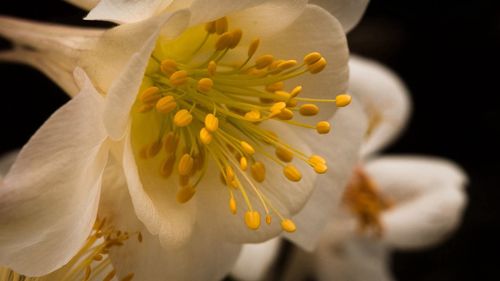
[232,56,467,281]
[0,1,370,280]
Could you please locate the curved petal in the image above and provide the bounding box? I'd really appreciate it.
[122,133,197,249]
[314,236,393,281]
[0,69,108,276]
[349,55,411,157]
[309,0,370,32]
[0,150,19,179]
[231,238,281,281]
[256,4,349,122]
[81,10,190,139]
[98,163,241,281]
[65,0,99,10]
[0,16,103,97]
[285,98,367,250]
[365,156,468,249]
[86,0,174,23]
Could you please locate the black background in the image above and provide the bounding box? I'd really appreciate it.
[0,1,498,280]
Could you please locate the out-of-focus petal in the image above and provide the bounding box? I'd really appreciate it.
[365,156,468,249]
[65,0,99,10]
[286,98,367,251]
[349,55,411,157]
[0,69,108,276]
[231,238,281,281]
[309,0,370,32]
[0,151,19,179]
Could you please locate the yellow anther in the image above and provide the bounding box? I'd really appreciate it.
[197,78,214,93]
[278,108,294,120]
[244,211,261,230]
[176,184,196,204]
[255,54,274,69]
[204,113,219,132]
[313,163,328,174]
[335,94,352,107]
[290,86,302,98]
[155,96,177,114]
[244,110,261,122]
[225,165,235,185]
[205,21,217,34]
[170,70,188,86]
[276,146,294,162]
[316,121,331,134]
[138,104,154,113]
[148,141,162,158]
[299,104,320,116]
[160,59,177,75]
[308,57,327,74]
[309,155,326,165]
[286,98,298,108]
[228,29,243,49]
[229,197,237,214]
[174,109,193,127]
[200,127,213,145]
[208,61,217,77]
[277,60,298,71]
[215,32,233,51]
[270,102,287,117]
[160,156,176,178]
[281,219,297,233]
[240,141,255,155]
[178,153,194,176]
[304,52,322,65]
[240,156,248,171]
[248,38,260,58]
[139,86,160,103]
[179,175,190,186]
[266,214,272,225]
[266,81,284,92]
[284,164,302,182]
[274,91,291,101]
[164,132,179,154]
[215,17,228,35]
[251,161,266,182]
[269,59,283,71]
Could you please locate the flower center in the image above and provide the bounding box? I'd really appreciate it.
[131,17,351,232]
[0,218,139,281]
[343,167,393,237]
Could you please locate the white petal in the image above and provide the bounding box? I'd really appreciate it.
[188,0,269,26]
[314,236,394,281]
[98,167,241,281]
[257,4,349,122]
[0,150,19,179]
[349,55,411,157]
[0,16,104,97]
[285,98,367,251]
[84,10,190,139]
[65,0,99,10]
[228,0,307,38]
[365,156,468,249]
[122,133,197,249]
[309,0,370,32]
[0,70,108,276]
[231,238,281,281]
[86,0,174,23]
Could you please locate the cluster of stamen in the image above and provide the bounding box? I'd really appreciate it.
[343,168,393,237]
[0,218,139,281]
[135,17,352,233]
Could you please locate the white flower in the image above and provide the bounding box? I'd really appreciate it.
[0,1,369,280]
[231,56,467,281]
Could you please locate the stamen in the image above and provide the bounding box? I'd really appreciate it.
[280,219,297,233]
[215,17,229,35]
[177,184,196,203]
[170,70,188,86]
[174,109,193,127]
[244,211,261,230]
[197,78,214,93]
[178,154,194,176]
[316,121,331,134]
[283,164,302,182]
